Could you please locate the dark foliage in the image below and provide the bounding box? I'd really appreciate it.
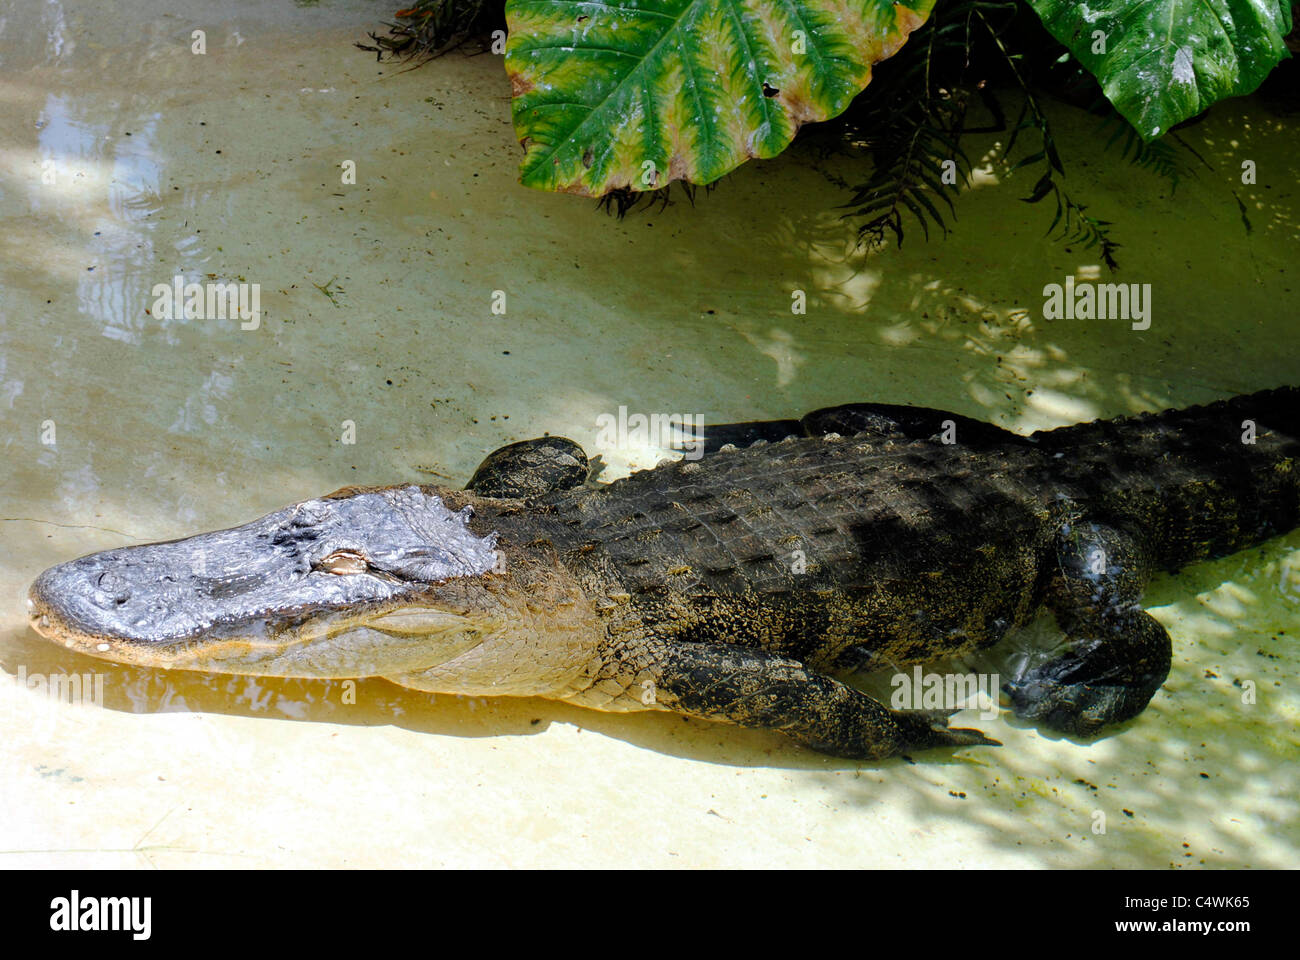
[357,0,1205,266]
[355,0,505,60]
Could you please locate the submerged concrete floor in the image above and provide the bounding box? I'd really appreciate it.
[0,0,1296,868]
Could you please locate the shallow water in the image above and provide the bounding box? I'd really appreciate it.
[1,0,1296,867]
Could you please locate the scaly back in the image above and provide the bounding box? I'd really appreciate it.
[1033,387,1300,571]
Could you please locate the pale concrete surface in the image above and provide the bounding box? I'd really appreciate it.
[1,0,1296,868]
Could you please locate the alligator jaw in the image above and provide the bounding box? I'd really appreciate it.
[26,485,505,678]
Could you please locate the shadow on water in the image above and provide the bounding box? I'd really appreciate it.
[0,612,936,775]
[837,534,1300,869]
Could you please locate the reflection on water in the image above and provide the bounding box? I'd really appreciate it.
[0,0,1296,868]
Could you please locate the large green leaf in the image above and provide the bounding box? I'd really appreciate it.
[505,0,936,195]
[1027,0,1293,140]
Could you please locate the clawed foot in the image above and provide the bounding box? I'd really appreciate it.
[1003,655,1160,736]
[891,709,1001,753]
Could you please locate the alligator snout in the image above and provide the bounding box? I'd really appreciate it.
[25,484,508,680]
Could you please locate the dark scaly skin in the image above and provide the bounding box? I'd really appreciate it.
[465,436,589,500]
[27,388,1300,760]
[442,387,1298,755]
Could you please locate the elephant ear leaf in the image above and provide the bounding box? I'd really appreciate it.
[1026,0,1293,140]
[504,0,937,196]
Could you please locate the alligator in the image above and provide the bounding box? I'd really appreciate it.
[26,388,1299,759]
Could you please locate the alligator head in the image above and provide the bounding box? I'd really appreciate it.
[26,485,509,678]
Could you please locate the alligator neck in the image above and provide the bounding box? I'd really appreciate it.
[1035,387,1300,571]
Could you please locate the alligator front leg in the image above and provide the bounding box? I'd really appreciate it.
[648,642,998,760]
[1004,521,1172,735]
[466,436,590,499]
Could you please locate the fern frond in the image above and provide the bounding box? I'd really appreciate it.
[974,6,1122,270]
[835,0,1004,251]
[596,180,713,218]
[355,0,505,61]
[1096,107,1193,192]
[1021,173,1121,270]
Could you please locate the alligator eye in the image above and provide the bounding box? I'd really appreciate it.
[316,550,368,575]
[95,571,131,605]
